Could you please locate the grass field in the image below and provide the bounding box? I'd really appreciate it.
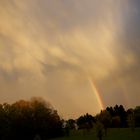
[51,128,140,140]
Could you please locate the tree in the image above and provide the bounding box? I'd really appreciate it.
[96,110,111,135]
[118,105,127,127]
[106,107,115,117]
[112,116,121,128]
[95,121,104,140]
[127,109,135,131]
[0,98,63,140]
[106,105,127,128]
[67,119,76,129]
[77,113,95,130]
[134,106,140,127]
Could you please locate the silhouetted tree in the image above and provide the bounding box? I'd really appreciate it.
[0,98,63,140]
[77,113,95,130]
[127,109,135,131]
[106,105,127,128]
[67,119,76,129]
[134,106,140,127]
[106,107,115,117]
[112,116,121,128]
[96,110,111,135]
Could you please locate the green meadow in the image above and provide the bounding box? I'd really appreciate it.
[51,128,140,140]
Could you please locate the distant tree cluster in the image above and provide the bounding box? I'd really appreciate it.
[73,105,140,130]
[106,105,127,127]
[105,105,140,128]
[65,105,140,140]
[77,113,95,130]
[0,97,63,140]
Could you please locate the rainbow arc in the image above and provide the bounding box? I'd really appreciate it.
[88,77,104,111]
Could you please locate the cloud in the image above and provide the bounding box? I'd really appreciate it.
[0,0,140,118]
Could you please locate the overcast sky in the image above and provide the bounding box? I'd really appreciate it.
[0,0,140,119]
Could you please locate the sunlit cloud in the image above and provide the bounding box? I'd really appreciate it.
[0,0,140,118]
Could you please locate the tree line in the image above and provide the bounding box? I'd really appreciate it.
[0,97,140,140]
[65,105,140,140]
[66,105,140,135]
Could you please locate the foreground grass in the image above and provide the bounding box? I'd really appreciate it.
[51,128,140,140]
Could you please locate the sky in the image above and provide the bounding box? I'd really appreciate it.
[0,0,140,119]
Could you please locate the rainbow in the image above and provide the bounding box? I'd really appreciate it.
[88,77,104,111]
